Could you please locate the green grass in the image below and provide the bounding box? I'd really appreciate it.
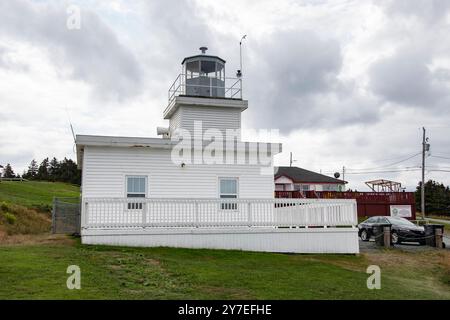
[0,202,51,236]
[428,215,450,221]
[0,181,79,212]
[0,238,449,300]
[0,181,448,299]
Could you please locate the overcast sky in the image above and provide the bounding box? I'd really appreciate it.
[1,0,450,191]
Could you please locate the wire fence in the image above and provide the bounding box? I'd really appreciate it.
[52,197,81,235]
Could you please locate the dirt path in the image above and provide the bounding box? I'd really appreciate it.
[0,233,76,246]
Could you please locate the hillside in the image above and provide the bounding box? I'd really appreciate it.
[0,201,51,240]
[0,181,80,241]
[0,181,80,212]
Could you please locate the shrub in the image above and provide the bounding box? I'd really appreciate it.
[0,201,9,212]
[32,203,52,214]
[0,204,51,235]
[3,212,16,224]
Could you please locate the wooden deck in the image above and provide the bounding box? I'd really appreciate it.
[80,198,359,253]
[275,191,416,219]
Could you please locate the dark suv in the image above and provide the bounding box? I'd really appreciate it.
[358,216,425,245]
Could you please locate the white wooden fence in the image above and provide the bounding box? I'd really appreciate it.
[82,198,358,229]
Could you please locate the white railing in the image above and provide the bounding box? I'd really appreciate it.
[168,74,242,105]
[82,198,358,229]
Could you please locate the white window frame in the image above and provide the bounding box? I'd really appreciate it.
[125,175,147,210]
[218,177,239,210]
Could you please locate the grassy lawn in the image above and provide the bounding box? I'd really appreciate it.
[1,181,449,300]
[0,236,449,300]
[0,181,79,212]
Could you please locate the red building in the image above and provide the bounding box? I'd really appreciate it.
[275,167,416,220]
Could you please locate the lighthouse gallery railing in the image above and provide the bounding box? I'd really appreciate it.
[168,74,243,105]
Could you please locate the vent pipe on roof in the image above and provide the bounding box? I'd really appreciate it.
[199,46,208,54]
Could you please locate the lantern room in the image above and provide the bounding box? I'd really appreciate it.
[182,47,226,98]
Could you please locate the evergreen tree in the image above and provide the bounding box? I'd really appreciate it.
[48,157,60,181]
[2,163,15,178]
[415,180,450,216]
[23,159,38,180]
[59,158,81,185]
[37,158,50,180]
[19,157,81,185]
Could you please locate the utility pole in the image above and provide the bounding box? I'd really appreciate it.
[289,152,298,167]
[421,127,428,219]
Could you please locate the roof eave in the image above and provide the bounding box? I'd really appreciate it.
[181,55,226,65]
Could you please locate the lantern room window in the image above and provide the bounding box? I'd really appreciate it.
[182,50,226,98]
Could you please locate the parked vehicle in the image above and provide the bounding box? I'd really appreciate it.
[358,216,425,245]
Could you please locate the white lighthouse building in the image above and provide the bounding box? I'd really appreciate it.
[75,48,358,253]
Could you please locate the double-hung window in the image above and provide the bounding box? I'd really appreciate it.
[126,176,146,209]
[219,178,238,210]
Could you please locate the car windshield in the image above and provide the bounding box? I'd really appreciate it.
[387,217,415,227]
[364,217,378,223]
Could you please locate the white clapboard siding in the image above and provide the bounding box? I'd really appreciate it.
[169,107,182,136]
[82,228,360,254]
[174,106,241,139]
[82,146,274,199]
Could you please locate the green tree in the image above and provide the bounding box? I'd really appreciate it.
[48,157,60,181]
[37,158,50,180]
[2,163,15,178]
[20,157,81,185]
[58,158,81,185]
[415,180,450,216]
[23,159,38,180]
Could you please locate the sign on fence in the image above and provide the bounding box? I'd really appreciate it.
[52,197,81,235]
[390,205,412,218]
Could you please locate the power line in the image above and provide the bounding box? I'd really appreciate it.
[430,155,450,160]
[433,152,450,157]
[345,152,421,171]
[344,168,422,175]
[324,167,450,175]
[307,151,427,167]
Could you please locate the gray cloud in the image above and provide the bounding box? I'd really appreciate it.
[263,31,341,95]
[1,0,450,190]
[0,0,143,101]
[369,48,439,107]
[142,0,229,78]
[368,1,450,110]
[382,0,450,23]
[244,30,379,133]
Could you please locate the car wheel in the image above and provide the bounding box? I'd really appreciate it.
[391,232,400,244]
[360,229,369,241]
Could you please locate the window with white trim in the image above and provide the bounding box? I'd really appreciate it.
[219,178,238,210]
[301,184,310,191]
[126,176,146,209]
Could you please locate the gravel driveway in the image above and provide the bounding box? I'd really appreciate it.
[359,237,449,253]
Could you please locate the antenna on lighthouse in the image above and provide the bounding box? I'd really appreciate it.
[238,35,247,78]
